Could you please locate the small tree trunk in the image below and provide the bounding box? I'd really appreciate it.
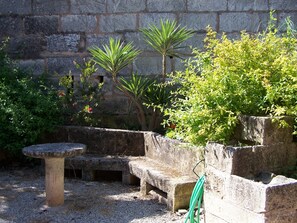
[162,54,166,82]
[113,76,148,130]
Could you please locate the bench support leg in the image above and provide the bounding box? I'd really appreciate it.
[140,179,154,195]
[122,171,138,185]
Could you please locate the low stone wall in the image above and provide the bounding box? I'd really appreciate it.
[205,116,297,223]
[144,132,204,178]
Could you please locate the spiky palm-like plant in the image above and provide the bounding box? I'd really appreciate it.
[89,38,140,82]
[89,38,152,129]
[141,19,194,81]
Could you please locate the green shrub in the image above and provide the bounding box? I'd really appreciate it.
[0,40,62,156]
[165,22,297,145]
[58,59,103,126]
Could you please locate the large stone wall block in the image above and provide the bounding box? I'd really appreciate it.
[86,34,123,49]
[61,15,97,33]
[0,0,31,15]
[235,115,294,145]
[270,0,297,11]
[33,0,70,15]
[205,167,267,212]
[99,97,131,115]
[47,34,81,52]
[65,126,145,156]
[204,193,266,223]
[8,36,45,59]
[25,16,59,35]
[179,13,217,32]
[144,132,204,177]
[100,14,136,33]
[47,57,83,75]
[71,0,105,14]
[107,0,145,13]
[139,13,177,28]
[206,142,297,177]
[220,12,262,32]
[205,167,297,222]
[147,0,186,12]
[17,59,45,76]
[205,142,235,173]
[265,176,297,212]
[0,17,23,37]
[228,0,269,11]
[188,0,227,12]
[124,32,150,51]
[133,55,169,75]
[279,13,297,32]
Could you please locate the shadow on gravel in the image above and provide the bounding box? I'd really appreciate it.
[0,167,182,223]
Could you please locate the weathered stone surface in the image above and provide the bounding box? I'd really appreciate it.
[8,36,45,59]
[47,34,80,52]
[270,0,297,11]
[188,0,227,12]
[144,132,204,178]
[47,57,82,74]
[279,13,297,32]
[100,96,131,114]
[24,16,59,35]
[147,0,186,12]
[59,126,145,156]
[17,59,45,75]
[206,142,297,177]
[180,13,217,32]
[86,34,123,49]
[205,166,297,222]
[219,12,262,32]
[124,32,150,50]
[107,0,145,13]
[265,178,297,212]
[100,14,137,33]
[71,0,105,14]
[133,55,164,75]
[23,143,86,158]
[204,193,266,223]
[235,115,294,145]
[61,15,97,32]
[0,17,23,37]
[128,157,196,211]
[228,0,269,11]
[0,0,31,15]
[32,0,70,15]
[139,13,176,28]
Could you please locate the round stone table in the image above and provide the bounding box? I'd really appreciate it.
[22,143,86,207]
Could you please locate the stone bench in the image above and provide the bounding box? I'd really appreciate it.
[40,126,204,212]
[128,157,197,211]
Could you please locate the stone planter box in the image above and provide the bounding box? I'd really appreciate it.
[205,116,297,223]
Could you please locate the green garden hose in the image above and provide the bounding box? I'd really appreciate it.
[184,175,205,223]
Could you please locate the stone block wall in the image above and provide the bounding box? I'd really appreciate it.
[1,0,297,121]
[204,116,297,223]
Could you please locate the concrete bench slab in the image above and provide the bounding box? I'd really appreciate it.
[128,158,196,212]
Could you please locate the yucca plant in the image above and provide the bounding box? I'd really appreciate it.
[89,38,152,129]
[89,38,140,82]
[119,74,171,130]
[141,19,194,81]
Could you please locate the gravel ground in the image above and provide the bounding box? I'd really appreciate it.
[0,167,189,223]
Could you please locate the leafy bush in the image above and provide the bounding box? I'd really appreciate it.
[0,40,62,156]
[58,59,103,126]
[165,21,297,145]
